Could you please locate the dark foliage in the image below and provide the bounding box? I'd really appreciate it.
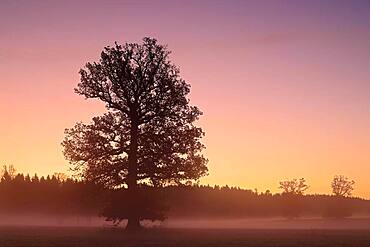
[332,175,355,197]
[0,171,103,217]
[62,37,208,229]
[279,178,309,195]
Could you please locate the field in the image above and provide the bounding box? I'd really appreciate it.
[1,227,370,247]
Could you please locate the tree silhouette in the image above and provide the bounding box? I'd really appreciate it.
[323,175,356,218]
[278,178,309,218]
[62,37,208,230]
[279,178,309,195]
[1,165,16,181]
[331,175,355,197]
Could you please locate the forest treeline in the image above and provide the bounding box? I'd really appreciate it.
[0,167,369,220]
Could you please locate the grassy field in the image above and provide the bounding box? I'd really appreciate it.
[0,227,370,247]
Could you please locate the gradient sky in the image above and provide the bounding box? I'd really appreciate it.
[1,0,370,197]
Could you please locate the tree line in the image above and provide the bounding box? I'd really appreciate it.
[0,165,368,222]
[0,165,102,217]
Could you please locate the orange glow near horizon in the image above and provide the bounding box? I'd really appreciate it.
[1,1,370,197]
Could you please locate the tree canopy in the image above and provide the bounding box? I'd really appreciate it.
[331,175,355,197]
[279,178,309,195]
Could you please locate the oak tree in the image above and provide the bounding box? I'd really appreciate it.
[62,37,208,230]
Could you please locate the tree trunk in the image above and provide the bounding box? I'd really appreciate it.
[126,114,141,230]
[126,216,141,231]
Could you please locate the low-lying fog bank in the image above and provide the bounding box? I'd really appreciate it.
[1,215,370,229]
[164,217,370,229]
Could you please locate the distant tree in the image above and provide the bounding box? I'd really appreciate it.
[62,37,208,230]
[331,175,355,197]
[278,178,309,218]
[1,165,16,181]
[263,190,272,196]
[53,172,69,182]
[323,176,355,219]
[24,174,31,183]
[279,178,309,195]
[31,174,39,183]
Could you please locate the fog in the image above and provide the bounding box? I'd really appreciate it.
[164,217,370,230]
[1,215,370,230]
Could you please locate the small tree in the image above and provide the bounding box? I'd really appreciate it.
[323,175,355,219]
[331,175,355,197]
[278,178,309,218]
[62,37,208,230]
[279,178,309,195]
[1,165,16,182]
[53,172,69,182]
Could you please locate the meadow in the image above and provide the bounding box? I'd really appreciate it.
[0,226,370,247]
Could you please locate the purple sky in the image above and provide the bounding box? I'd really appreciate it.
[1,0,370,196]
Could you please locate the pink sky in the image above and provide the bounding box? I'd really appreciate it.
[1,0,370,197]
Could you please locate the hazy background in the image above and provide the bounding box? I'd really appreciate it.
[1,0,370,197]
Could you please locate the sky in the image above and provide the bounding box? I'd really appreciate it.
[1,0,370,197]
